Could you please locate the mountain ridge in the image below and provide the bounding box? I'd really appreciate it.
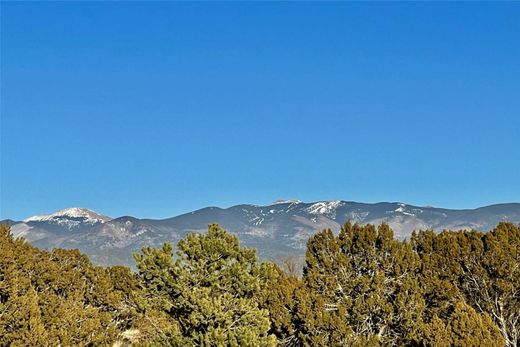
[3,200,520,267]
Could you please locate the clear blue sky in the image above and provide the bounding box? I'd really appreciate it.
[1,2,519,220]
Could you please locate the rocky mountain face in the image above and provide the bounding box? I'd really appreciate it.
[3,202,520,267]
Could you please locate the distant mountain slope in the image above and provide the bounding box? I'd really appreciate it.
[3,201,520,267]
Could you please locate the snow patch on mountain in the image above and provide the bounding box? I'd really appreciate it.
[306,201,344,216]
[272,199,303,205]
[250,216,265,226]
[392,204,417,217]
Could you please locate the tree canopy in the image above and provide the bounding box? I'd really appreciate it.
[133,224,277,346]
[1,221,518,346]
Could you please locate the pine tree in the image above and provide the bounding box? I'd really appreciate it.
[134,224,277,346]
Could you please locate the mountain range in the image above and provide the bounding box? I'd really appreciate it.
[3,201,520,267]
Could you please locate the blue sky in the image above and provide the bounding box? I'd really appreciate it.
[1,2,519,220]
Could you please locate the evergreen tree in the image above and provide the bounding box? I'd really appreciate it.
[263,265,313,347]
[0,223,139,346]
[412,223,519,346]
[134,224,277,346]
[301,223,425,346]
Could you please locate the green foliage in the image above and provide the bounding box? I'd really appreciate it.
[422,301,503,347]
[413,223,518,346]
[299,223,425,346]
[134,224,277,346]
[262,265,312,346]
[1,221,518,346]
[0,223,140,346]
[266,222,515,347]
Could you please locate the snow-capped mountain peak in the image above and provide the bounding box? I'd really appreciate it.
[24,207,112,229]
